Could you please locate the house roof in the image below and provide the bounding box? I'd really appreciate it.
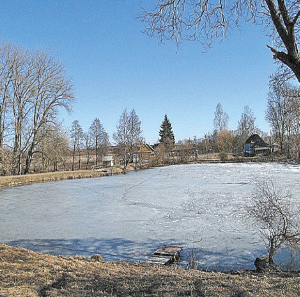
[139,144,154,152]
[103,155,114,161]
[245,134,268,147]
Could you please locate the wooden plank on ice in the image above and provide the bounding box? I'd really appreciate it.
[146,256,173,265]
[154,246,183,257]
[146,245,183,265]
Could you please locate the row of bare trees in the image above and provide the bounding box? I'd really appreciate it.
[69,109,143,172]
[70,118,110,171]
[193,104,262,157]
[0,43,74,175]
[195,77,300,161]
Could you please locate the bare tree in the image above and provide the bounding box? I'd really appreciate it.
[24,51,74,174]
[113,109,143,169]
[266,77,300,156]
[113,109,129,169]
[37,124,69,172]
[247,180,300,266]
[0,43,13,152]
[128,109,143,163]
[237,105,256,138]
[70,120,83,171]
[214,103,229,132]
[266,78,291,153]
[289,96,300,159]
[83,132,92,169]
[89,118,109,166]
[49,127,69,172]
[8,46,34,175]
[0,43,74,175]
[140,0,300,83]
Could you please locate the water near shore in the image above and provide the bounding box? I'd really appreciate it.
[1,163,299,270]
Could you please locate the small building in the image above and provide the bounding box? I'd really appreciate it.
[102,155,115,167]
[133,144,155,163]
[244,134,270,157]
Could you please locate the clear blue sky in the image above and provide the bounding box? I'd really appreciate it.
[1,0,277,144]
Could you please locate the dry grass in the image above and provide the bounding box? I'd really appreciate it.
[0,167,129,188]
[1,244,300,296]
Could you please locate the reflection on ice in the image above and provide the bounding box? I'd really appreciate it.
[0,163,300,270]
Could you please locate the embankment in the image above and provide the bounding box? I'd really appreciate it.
[0,166,133,188]
[1,244,300,297]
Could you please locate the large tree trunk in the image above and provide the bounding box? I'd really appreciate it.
[24,146,34,175]
[12,133,22,175]
[24,132,38,174]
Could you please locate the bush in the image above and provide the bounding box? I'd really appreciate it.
[219,151,228,162]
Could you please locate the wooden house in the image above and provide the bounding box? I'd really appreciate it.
[132,144,155,163]
[243,134,271,157]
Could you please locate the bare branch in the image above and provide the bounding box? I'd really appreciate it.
[140,0,300,82]
[247,179,300,266]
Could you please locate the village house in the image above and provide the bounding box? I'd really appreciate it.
[132,144,155,163]
[243,134,271,157]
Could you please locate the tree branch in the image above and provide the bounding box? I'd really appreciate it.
[291,10,300,26]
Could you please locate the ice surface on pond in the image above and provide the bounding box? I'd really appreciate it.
[0,163,300,270]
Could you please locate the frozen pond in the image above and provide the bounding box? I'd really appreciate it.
[1,163,300,270]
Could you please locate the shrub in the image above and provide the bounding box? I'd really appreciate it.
[219,151,228,162]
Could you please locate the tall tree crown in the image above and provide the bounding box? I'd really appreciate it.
[159,114,175,146]
[113,108,143,169]
[70,120,83,147]
[89,117,109,165]
[214,103,229,132]
[237,106,256,137]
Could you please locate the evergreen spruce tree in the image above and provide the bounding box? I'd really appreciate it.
[159,114,175,148]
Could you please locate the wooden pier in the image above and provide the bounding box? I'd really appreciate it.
[146,245,183,265]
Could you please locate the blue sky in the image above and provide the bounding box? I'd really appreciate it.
[1,0,277,144]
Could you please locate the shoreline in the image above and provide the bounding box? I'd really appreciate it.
[1,244,300,296]
[0,166,135,188]
[0,156,293,189]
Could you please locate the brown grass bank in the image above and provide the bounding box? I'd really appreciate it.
[0,166,133,188]
[1,244,300,297]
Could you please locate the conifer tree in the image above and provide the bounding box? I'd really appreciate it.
[159,114,175,148]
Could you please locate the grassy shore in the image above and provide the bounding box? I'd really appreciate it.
[1,244,300,297]
[0,166,132,188]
